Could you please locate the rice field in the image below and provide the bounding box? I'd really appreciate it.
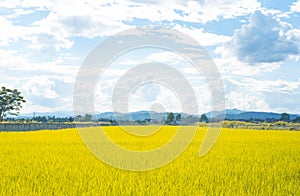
[0,126,299,195]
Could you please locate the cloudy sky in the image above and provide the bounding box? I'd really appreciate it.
[1,0,300,115]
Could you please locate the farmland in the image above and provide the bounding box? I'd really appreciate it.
[0,126,299,195]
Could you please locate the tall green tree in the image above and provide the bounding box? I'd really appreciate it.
[199,114,209,123]
[175,114,181,123]
[166,112,175,125]
[280,113,290,122]
[0,86,26,121]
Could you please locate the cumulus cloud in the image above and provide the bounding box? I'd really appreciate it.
[173,25,231,46]
[18,75,75,113]
[0,16,23,46]
[0,0,261,63]
[227,10,300,63]
[223,76,300,113]
[0,48,78,76]
[22,76,58,99]
[128,84,181,113]
[227,77,300,94]
[214,55,282,76]
[290,0,300,13]
[130,83,161,102]
[226,91,270,112]
[0,0,261,42]
[197,0,261,23]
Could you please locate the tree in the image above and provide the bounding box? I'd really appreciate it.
[175,114,181,124]
[75,114,93,122]
[68,117,74,122]
[161,117,166,124]
[280,113,290,122]
[166,112,175,125]
[0,86,26,121]
[293,116,300,123]
[182,115,199,125]
[199,114,209,123]
[84,114,93,122]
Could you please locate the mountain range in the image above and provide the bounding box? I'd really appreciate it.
[207,109,299,121]
[18,109,299,121]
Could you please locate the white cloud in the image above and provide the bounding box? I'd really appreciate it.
[21,97,73,114]
[0,49,28,68]
[290,0,300,13]
[125,0,260,23]
[27,33,74,51]
[226,91,270,112]
[198,0,261,23]
[0,0,22,8]
[0,16,22,46]
[224,10,300,63]
[234,78,300,94]
[118,50,191,67]
[174,25,231,46]
[5,8,35,19]
[21,100,54,114]
[0,49,79,75]
[34,12,130,39]
[223,77,300,113]
[0,0,261,48]
[0,15,73,51]
[213,55,282,76]
[0,0,54,10]
[128,83,182,113]
[146,51,183,64]
[213,10,300,79]
[0,0,261,24]
[22,76,59,99]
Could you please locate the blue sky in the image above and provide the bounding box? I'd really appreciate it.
[0,0,300,114]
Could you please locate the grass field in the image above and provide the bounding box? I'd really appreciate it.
[0,126,299,195]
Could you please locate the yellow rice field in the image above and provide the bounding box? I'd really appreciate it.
[0,126,299,195]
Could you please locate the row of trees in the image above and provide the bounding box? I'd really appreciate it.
[8,113,299,124]
[225,113,300,123]
[165,112,209,125]
[7,115,94,123]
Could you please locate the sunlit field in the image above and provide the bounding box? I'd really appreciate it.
[0,126,299,195]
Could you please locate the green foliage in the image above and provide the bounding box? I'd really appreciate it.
[293,116,300,123]
[199,114,209,123]
[175,114,181,122]
[75,114,93,122]
[0,86,26,121]
[280,113,290,122]
[182,115,199,125]
[166,112,175,125]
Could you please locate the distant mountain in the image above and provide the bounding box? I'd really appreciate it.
[205,109,244,118]
[18,111,74,118]
[97,111,188,121]
[212,110,299,121]
[17,109,299,122]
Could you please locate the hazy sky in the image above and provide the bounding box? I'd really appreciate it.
[1,0,300,114]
